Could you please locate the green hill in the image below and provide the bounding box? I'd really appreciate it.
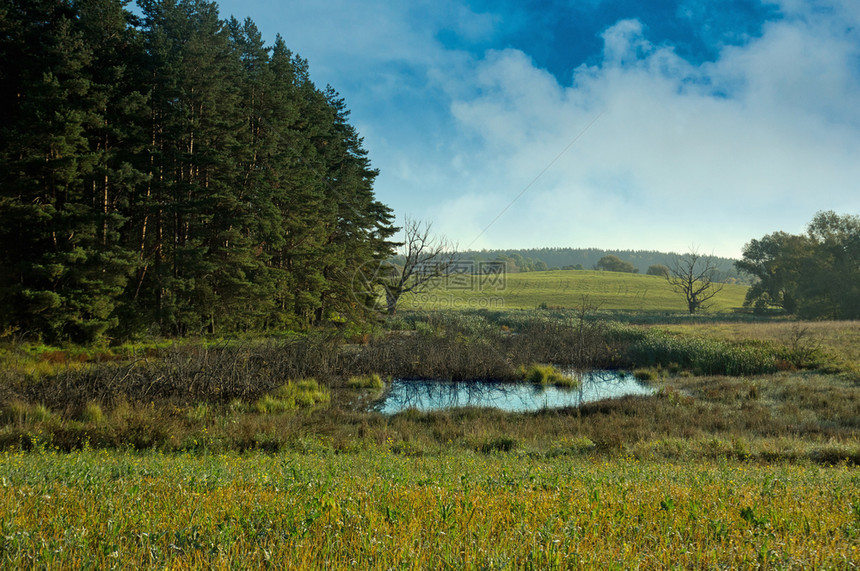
[399,269,748,313]
[458,248,747,283]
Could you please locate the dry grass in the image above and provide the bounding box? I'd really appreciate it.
[659,320,860,370]
[1,317,859,461]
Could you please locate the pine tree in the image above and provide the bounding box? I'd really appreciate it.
[314,86,397,322]
[0,0,399,340]
[134,0,252,334]
[0,0,139,343]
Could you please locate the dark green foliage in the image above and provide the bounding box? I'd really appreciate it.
[595,255,638,273]
[736,211,860,319]
[489,252,549,273]
[0,0,396,341]
[735,231,811,314]
[466,248,745,282]
[0,0,141,343]
[646,264,669,277]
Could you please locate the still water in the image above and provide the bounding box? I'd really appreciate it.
[373,370,655,414]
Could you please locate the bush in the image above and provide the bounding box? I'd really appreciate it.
[595,255,637,273]
[646,264,669,277]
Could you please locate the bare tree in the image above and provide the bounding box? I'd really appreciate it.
[379,217,457,314]
[666,249,724,314]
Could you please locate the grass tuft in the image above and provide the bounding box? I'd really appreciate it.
[346,373,385,389]
[253,379,330,413]
[633,368,659,381]
[81,402,104,424]
[521,364,579,387]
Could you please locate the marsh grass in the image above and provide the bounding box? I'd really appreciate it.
[619,327,781,375]
[3,314,860,567]
[520,363,579,387]
[345,373,385,389]
[0,312,816,413]
[660,320,860,374]
[253,380,330,413]
[633,368,660,381]
[1,315,859,460]
[80,401,104,424]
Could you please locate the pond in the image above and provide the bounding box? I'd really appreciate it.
[372,370,655,414]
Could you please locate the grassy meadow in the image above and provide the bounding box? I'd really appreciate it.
[2,449,859,569]
[3,274,860,568]
[399,269,749,312]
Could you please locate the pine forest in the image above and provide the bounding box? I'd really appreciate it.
[0,0,398,343]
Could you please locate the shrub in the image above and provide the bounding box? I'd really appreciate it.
[595,255,637,273]
[646,264,670,277]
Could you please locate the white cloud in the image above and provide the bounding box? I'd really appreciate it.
[421,9,860,257]
[601,19,653,66]
[217,0,860,258]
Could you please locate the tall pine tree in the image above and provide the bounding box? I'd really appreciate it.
[0,0,140,343]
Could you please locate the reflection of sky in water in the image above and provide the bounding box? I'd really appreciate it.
[373,371,655,414]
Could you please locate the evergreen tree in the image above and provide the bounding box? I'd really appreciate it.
[0,0,398,341]
[135,0,255,334]
[0,0,139,343]
[314,86,397,322]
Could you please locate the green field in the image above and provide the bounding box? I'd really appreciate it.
[399,269,749,312]
[2,449,859,568]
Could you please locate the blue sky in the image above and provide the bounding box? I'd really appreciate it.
[208,0,860,257]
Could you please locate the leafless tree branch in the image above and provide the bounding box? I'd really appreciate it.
[666,248,724,314]
[381,217,458,314]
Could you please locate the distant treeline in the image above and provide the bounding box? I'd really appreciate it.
[0,0,396,343]
[460,248,747,283]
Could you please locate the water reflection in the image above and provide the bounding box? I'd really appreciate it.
[373,370,655,414]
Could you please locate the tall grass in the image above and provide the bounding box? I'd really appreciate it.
[520,364,578,387]
[345,374,385,389]
[619,328,780,375]
[252,379,330,413]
